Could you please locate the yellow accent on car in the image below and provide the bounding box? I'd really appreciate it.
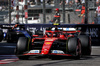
[53,23,60,26]
[45,42,51,44]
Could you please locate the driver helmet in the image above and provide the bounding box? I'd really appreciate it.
[16,27,20,30]
[55,8,59,12]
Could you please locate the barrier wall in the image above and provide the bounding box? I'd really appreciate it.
[1,24,100,46]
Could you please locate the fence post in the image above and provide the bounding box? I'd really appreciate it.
[85,0,88,24]
[16,0,19,23]
[43,0,46,24]
[8,0,11,24]
[63,0,65,24]
[68,13,70,24]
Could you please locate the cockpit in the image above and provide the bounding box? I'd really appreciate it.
[45,31,65,38]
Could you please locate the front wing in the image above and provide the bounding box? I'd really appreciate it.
[21,50,73,57]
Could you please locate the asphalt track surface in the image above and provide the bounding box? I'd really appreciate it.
[0,41,100,66]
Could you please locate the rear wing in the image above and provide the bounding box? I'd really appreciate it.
[62,28,81,33]
[52,27,81,31]
[50,27,81,35]
[0,25,13,29]
[0,24,25,29]
[0,24,25,32]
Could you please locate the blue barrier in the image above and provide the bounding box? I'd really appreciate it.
[1,24,100,46]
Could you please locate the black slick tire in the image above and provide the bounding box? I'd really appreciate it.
[15,37,30,60]
[78,35,91,55]
[68,37,81,59]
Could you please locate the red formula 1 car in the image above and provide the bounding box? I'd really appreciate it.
[15,27,91,60]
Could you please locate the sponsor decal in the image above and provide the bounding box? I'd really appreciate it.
[66,28,69,30]
[2,25,14,27]
[29,50,40,53]
[86,28,98,37]
[52,50,64,54]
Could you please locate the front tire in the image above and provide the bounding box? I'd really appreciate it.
[15,37,30,60]
[68,37,81,59]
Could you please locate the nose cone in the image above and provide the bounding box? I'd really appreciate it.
[41,42,52,54]
[41,49,49,54]
[41,38,57,54]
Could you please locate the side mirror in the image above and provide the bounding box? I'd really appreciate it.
[33,35,39,37]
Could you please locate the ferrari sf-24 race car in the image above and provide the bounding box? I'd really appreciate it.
[15,27,91,60]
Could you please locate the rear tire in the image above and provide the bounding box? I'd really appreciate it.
[79,35,91,55]
[68,37,81,59]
